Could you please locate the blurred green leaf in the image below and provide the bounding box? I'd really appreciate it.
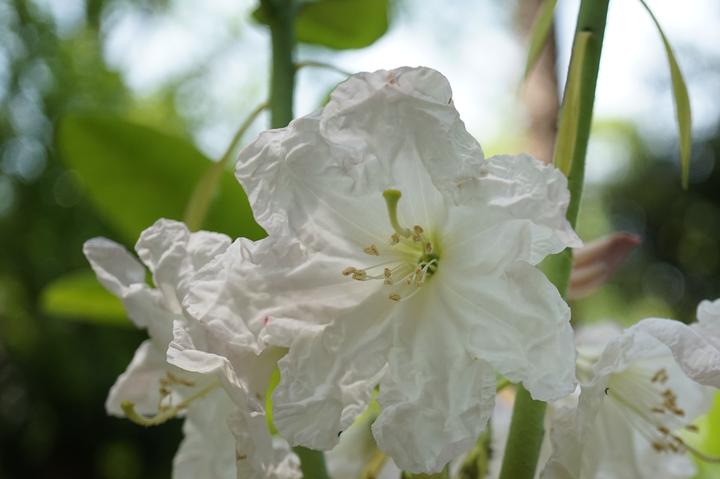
[254,0,389,50]
[41,271,129,326]
[523,0,558,80]
[553,31,591,176]
[57,114,265,243]
[685,392,720,478]
[638,0,692,189]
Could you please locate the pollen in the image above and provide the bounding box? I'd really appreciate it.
[341,189,441,302]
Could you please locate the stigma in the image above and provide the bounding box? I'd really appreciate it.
[341,190,439,302]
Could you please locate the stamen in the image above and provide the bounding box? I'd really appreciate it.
[364,244,380,256]
[389,293,401,301]
[651,368,668,384]
[383,189,411,238]
[122,380,219,427]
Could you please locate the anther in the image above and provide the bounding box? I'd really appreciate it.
[685,424,699,433]
[351,270,368,281]
[389,293,401,301]
[651,369,669,384]
[342,267,357,276]
[364,245,380,256]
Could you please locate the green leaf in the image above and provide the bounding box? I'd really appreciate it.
[553,31,591,176]
[41,271,130,326]
[254,0,389,50]
[684,392,720,478]
[523,0,558,80]
[638,0,692,188]
[57,114,265,243]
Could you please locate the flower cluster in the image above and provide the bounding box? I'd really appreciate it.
[84,67,720,478]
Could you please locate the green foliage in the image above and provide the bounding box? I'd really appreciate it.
[553,31,591,176]
[254,0,389,50]
[690,393,720,478]
[40,271,130,326]
[57,114,265,243]
[523,0,558,80]
[638,0,692,188]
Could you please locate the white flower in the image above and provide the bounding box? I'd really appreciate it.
[84,219,299,479]
[542,301,720,479]
[228,66,580,473]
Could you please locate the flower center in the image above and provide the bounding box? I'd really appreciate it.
[341,189,439,302]
[604,364,699,456]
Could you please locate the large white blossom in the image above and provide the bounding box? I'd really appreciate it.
[542,300,720,479]
[217,66,581,473]
[84,219,299,479]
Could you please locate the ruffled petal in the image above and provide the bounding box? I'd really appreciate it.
[440,154,581,264]
[173,391,237,479]
[272,291,394,450]
[236,67,480,256]
[597,318,720,388]
[438,260,576,401]
[105,340,171,416]
[181,233,375,355]
[372,291,497,473]
[229,410,301,479]
[83,237,163,330]
[135,219,231,307]
[83,237,146,296]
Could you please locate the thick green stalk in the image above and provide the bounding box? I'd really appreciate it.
[265,0,296,128]
[497,1,609,479]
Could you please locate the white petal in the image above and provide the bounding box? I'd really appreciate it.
[236,68,480,255]
[173,392,237,479]
[697,298,720,325]
[272,291,394,450]
[83,237,146,296]
[605,318,720,388]
[229,410,301,479]
[441,154,581,263]
[105,340,171,416]
[135,219,231,307]
[372,294,497,473]
[181,233,373,354]
[83,237,160,330]
[438,261,576,401]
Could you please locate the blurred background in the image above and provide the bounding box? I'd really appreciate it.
[1,0,720,477]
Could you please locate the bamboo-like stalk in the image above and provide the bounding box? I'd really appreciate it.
[497,1,610,478]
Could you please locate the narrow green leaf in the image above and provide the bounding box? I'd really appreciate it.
[57,115,265,243]
[638,0,692,188]
[254,0,389,50]
[41,271,130,326]
[523,0,558,80]
[553,31,591,176]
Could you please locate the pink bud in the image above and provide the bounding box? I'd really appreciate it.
[568,233,641,300]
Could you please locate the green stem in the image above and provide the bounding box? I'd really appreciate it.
[264,0,296,128]
[497,1,609,479]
